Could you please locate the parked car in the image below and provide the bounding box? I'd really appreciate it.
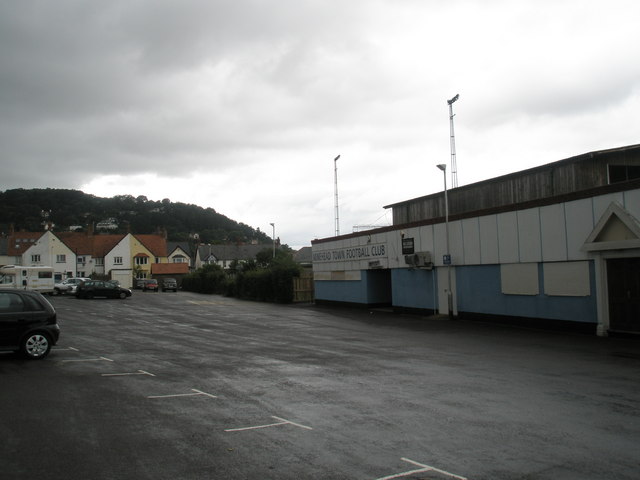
[161,278,178,292]
[76,280,132,299]
[54,277,91,295]
[140,279,159,292]
[0,289,60,359]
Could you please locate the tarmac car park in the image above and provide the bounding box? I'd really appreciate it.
[1,291,638,480]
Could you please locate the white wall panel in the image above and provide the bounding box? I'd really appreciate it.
[565,199,593,260]
[518,208,542,263]
[540,203,568,262]
[434,223,447,266]
[497,212,519,264]
[387,231,402,267]
[462,218,481,265]
[413,225,433,254]
[593,192,624,221]
[450,220,463,265]
[479,215,499,264]
[623,189,640,218]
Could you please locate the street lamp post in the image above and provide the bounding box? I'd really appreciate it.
[436,164,453,318]
[269,223,276,259]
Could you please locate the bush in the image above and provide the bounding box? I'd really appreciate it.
[234,263,298,303]
[183,253,301,303]
[181,264,228,294]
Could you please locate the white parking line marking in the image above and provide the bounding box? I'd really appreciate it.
[375,458,468,480]
[271,416,313,430]
[191,388,219,398]
[102,370,156,377]
[60,356,114,363]
[147,388,218,399]
[224,416,313,432]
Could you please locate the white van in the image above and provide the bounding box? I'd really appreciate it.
[0,266,55,294]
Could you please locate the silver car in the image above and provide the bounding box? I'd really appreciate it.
[53,277,91,295]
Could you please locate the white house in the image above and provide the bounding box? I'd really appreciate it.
[105,233,134,288]
[22,231,76,282]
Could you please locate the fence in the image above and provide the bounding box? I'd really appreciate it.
[293,271,314,303]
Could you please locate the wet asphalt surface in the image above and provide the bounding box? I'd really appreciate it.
[1,290,639,480]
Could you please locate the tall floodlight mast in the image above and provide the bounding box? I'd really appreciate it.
[447,94,459,189]
[334,155,341,236]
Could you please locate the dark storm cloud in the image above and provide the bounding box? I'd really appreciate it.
[0,0,379,187]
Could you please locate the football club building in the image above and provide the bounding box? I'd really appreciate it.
[312,144,640,336]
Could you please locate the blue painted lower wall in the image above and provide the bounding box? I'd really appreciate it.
[391,268,437,310]
[455,263,598,324]
[315,262,598,325]
[315,270,392,305]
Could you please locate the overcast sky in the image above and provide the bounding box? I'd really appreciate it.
[1,1,639,248]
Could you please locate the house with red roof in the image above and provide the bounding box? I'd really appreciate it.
[2,228,172,287]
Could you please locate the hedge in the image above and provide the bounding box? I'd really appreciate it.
[182,262,300,303]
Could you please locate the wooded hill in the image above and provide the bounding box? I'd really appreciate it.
[0,188,272,245]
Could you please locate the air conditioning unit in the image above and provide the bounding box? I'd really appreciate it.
[404,252,433,269]
[404,254,417,265]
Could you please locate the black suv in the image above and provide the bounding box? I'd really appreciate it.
[0,289,60,359]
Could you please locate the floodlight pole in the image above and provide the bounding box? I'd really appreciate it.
[334,155,341,236]
[447,94,459,189]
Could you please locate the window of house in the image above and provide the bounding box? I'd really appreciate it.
[77,256,85,264]
[56,254,66,263]
[135,257,148,265]
[95,258,104,266]
[114,256,123,265]
[31,254,41,263]
[173,255,187,263]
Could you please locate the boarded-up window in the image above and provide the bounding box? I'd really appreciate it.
[501,263,539,295]
[543,261,591,296]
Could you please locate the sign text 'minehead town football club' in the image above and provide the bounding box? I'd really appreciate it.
[312,244,387,263]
